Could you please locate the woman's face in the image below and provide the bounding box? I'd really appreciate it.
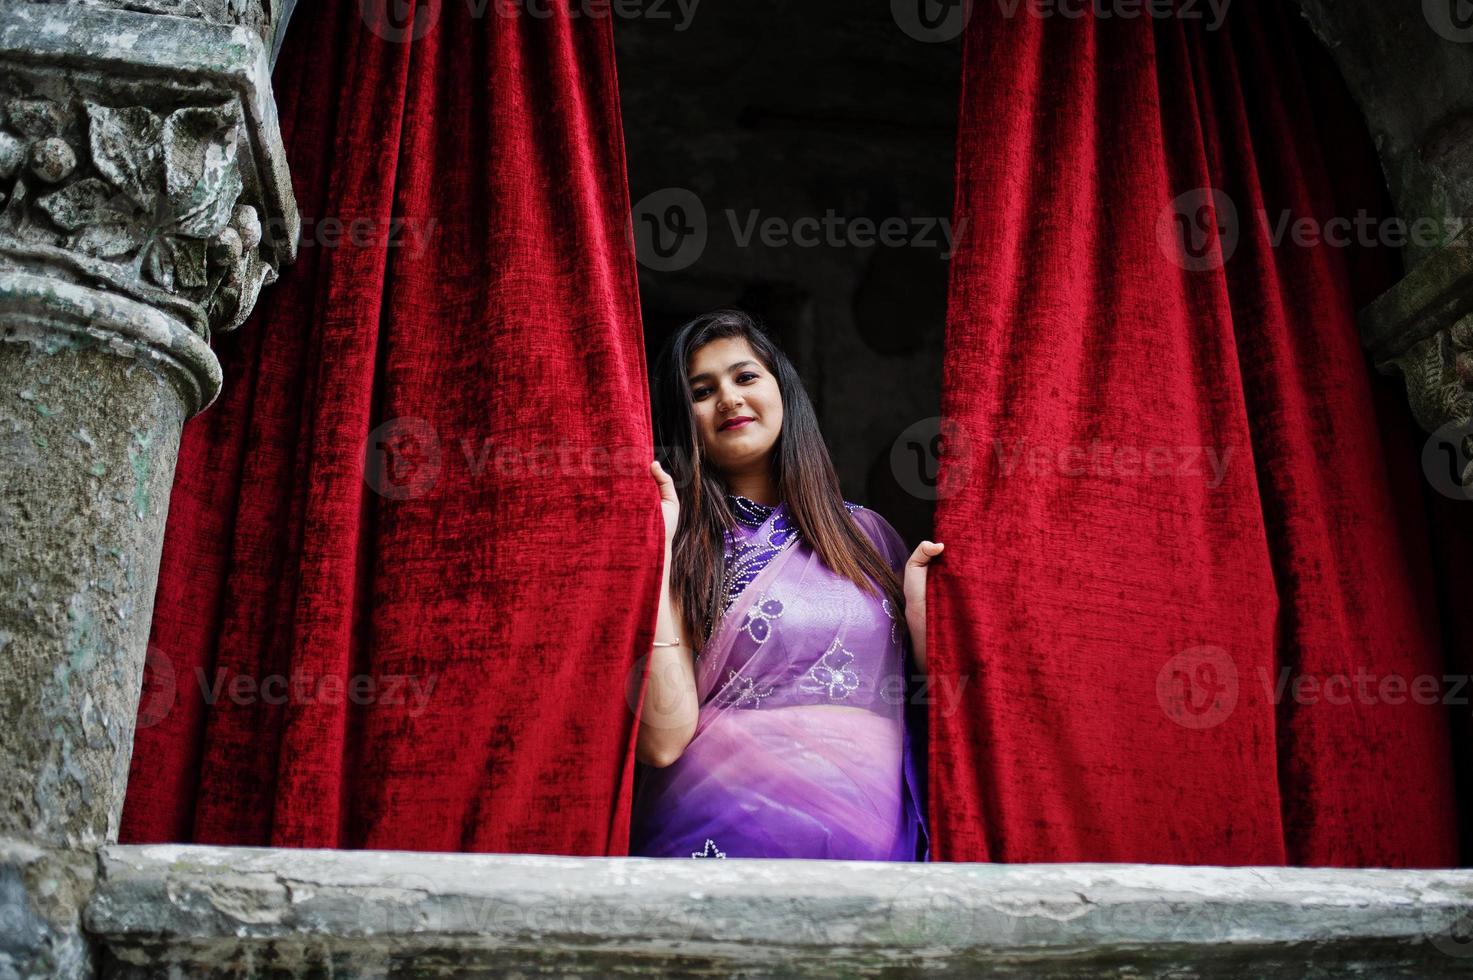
[686,335,784,475]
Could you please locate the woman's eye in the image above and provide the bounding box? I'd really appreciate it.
[691,387,710,399]
[737,372,758,383]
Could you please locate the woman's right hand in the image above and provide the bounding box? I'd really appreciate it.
[650,460,679,545]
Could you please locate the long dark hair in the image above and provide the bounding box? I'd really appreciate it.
[652,309,904,651]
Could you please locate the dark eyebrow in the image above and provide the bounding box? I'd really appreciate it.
[687,360,759,385]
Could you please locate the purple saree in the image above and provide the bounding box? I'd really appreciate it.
[631,494,929,861]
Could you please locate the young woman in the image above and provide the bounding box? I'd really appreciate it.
[631,309,943,861]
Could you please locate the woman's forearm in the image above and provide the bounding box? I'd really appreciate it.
[636,541,699,767]
[907,614,927,675]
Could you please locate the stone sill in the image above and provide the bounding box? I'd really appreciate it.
[84,844,1473,978]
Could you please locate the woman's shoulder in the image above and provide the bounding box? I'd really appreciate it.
[842,500,888,529]
[843,502,907,571]
[842,499,891,529]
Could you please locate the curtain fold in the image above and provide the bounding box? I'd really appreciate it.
[120,0,660,854]
[932,0,1464,865]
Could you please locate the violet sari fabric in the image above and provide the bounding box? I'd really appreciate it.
[631,494,929,861]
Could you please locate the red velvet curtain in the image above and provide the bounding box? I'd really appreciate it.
[120,0,661,854]
[124,0,1467,866]
[931,0,1465,865]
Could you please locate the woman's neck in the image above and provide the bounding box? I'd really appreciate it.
[725,473,779,507]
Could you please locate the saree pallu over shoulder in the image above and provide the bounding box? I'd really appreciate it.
[632,497,929,861]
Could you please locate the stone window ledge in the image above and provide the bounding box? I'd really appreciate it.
[84,843,1473,977]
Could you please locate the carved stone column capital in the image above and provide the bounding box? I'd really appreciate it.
[27,0,284,59]
[0,0,298,414]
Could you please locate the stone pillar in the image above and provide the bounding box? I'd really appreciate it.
[0,2,296,976]
[1293,1,1473,479]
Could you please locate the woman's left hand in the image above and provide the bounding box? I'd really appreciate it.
[903,540,944,673]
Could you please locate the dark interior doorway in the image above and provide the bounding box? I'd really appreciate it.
[616,0,962,544]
